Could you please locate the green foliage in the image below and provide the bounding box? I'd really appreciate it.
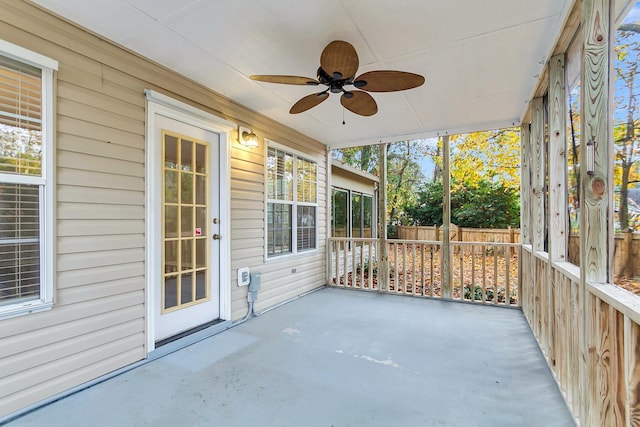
[403,179,520,229]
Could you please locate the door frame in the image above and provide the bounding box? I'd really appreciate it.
[145,90,233,354]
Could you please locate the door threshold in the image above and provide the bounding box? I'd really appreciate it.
[149,319,231,361]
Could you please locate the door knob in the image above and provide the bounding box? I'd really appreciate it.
[212,234,220,240]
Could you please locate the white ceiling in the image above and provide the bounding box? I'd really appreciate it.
[33,0,575,148]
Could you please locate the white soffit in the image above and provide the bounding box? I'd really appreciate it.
[32,0,573,148]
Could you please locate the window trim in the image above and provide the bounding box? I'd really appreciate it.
[0,40,57,319]
[264,140,318,261]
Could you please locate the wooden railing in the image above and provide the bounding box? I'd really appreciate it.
[328,238,520,307]
[522,247,640,425]
[327,238,379,290]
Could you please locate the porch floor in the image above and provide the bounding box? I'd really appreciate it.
[10,288,574,426]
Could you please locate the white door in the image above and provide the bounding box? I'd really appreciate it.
[154,114,221,341]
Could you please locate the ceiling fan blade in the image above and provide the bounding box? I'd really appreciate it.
[353,71,425,92]
[320,40,359,80]
[340,91,378,116]
[290,92,329,114]
[250,75,319,85]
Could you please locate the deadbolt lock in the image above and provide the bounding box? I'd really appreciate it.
[212,234,220,240]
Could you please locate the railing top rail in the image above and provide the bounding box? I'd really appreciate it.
[328,237,379,242]
[387,239,442,245]
[451,241,522,248]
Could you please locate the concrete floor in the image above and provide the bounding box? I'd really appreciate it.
[8,288,574,427]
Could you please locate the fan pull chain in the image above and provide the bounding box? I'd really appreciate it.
[342,107,346,125]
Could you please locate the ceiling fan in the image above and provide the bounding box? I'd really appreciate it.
[250,40,425,117]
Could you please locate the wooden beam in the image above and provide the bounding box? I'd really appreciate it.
[580,0,612,285]
[378,143,388,291]
[442,135,452,299]
[580,0,613,424]
[548,54,568,262]
[531,97,546,252]
[520,124,531,245]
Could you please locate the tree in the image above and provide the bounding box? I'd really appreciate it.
[614,27,640,231]
[333,145,378,175]
[404,179,520,229]
[449,128,521,190]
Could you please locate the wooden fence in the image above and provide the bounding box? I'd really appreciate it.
[397,225,521,245]
[568,231,640,278]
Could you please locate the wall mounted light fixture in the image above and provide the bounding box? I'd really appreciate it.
[239,126,259,148]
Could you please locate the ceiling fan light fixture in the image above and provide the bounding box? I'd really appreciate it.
[252,40,425,117]
[239,126,259,148]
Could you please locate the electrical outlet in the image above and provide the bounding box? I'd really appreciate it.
[237,267,250,286]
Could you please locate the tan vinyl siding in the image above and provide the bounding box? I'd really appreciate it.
[0,0,329,417]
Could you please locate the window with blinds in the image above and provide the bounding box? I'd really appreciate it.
[266,143,318,258]
[0,51,46,308]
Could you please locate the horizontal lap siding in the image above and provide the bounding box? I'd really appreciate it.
[1,0,329,417]
[229,143,327,321]
[0,1,147,413]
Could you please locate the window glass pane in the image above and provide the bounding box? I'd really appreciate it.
[181,173,193,204]
[164,276,178,310]
[352,193,362,238]
[164,134,178,169]
[566,32,581,267]
[331,188,348,237]
[164,170,178,204]
[267,147,276,199]
[363,195,373,238]
[181,272,193,304]
[297,205,316,251]
[195,142,207,173]
[613,4,640,294]
[164,205,178,238]
[0,183,40,306]
[164,241,178,274]
[181,206,193,237]
[0,56,42,177]
[297,158,317,203]
[181,139,193,171]
[195,271,207,300]
[267,203,291,256]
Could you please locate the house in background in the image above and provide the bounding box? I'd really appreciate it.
[330,158,378,239]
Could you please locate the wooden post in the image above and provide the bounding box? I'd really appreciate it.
[531,97,546,252]
[378,143,388,291]
[325,148,333,286]
[521,124,531,245]
[580,0,613,424]
[548,54,567,262]
[442,135,452,299]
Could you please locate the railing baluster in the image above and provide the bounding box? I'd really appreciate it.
[459,245,464,301]
[471,245,476,303]
[482,245,487,303]
[394,243,399,293]
[360,241,365,288]
[421,243,425,296]
[411,243,417,295]
[368,241,373,289]
[343,240,349,287]
[493,244,498,305]
[430,245,435,297]
[505,246,511,305]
